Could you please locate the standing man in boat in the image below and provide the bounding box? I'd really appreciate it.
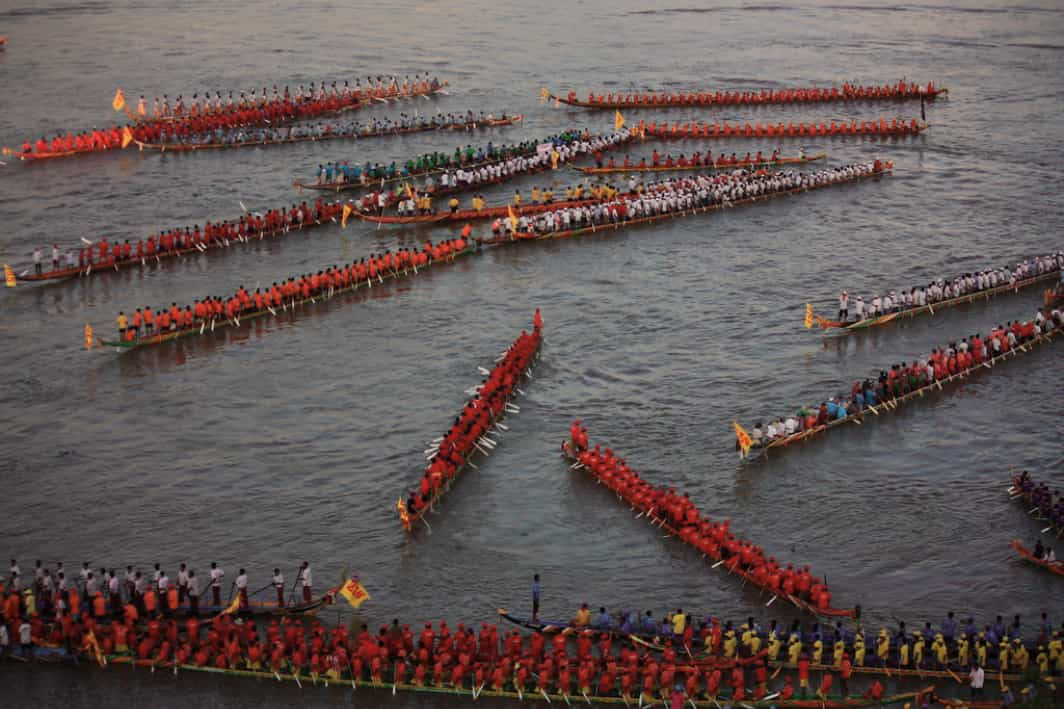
[838,291,849,322]
[186,569,199,616]
[272,568,285,608]
[209,562,224,607]
[298,561,312,604]
[531,573,541,622]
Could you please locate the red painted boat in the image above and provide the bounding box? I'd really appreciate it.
[1012,539,1064,576]
[355,199,596,225]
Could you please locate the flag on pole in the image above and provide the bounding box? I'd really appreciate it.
[85,629,106,667]
[550,149,559,170]
[4,264,15,288]
[397,497,411,529]
[121,126,134,149]
[217,594,242,617]
[341,204,353,228]
[84,323,94,350]
[112,88,126,112]
[405,182,416,200]
[540,88,550,102]
[338,578,371,609]
[734,421,753,456]
[614,110,625,131]
[508,205,519,233]
[804,303,814,329]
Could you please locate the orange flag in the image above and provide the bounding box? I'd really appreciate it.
[120,126,134,148]
[614,110,625,131]
[405,182,416,200]
[112,88,126,112]
[507,205,519,233]
[3,264,15,288]
[804,303,814,329]
[540,87,550,102]
[341,204,352,228]
[734,421,752,456]
[84,323,94,350]
[338,578,370,608]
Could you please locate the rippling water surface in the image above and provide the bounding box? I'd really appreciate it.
[1,0,1062,705]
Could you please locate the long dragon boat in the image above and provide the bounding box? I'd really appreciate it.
[398,320,540,532]
[1011,540,1064,577]
[575,152,826,174]
[1047,281,1064,308]
[13,202,349,284]
[353,199,597,225]
[133,114,523,153]
[743,324,1061,457]
[499,164,893,244]
[97,240,475,350]
[548,82,945,109]
[809,267,1063,333]
[3,646,934,709]
[641,118,926,141]
[561,436,858,620]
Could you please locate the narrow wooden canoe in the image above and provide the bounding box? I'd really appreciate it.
[1012,539,1064,576]
[748,328,1060,455]
[812,268,1062,332]
[97,244,477,350]
[355,199,597,225]
[134,115,523,153]
[575,152,826,174]
[550,86,947,109]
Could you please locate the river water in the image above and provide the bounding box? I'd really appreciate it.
[1,0,1062,706]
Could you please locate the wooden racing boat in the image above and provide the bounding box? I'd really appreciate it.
[575,152,826,174]
[549,83,946,108]
[97,243,477,350]
[810,267,1063,332]
[747,327,1060,457]
[490,164,893,246]
[354,199,597,225]
[3,646,935,709]
[1046,282,1064,307]
[561,446,857,620]
[1011,539,1064,576]
[14,211,346,284]
[133,114,522,153]
[644,120,927,141]
[1007,473,1064,537]
[400,333,539,533]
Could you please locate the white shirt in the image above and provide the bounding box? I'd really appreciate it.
[273,572,284,588]
[969,667,984,689]
[187,576,199,597]
[236,573,248,590]
[301,567,312,588]
[210,568,224,588]
[19,622,31,644]
[178,569,188,587]
[158,574,169,592]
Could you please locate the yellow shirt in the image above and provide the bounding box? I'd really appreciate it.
[854,641,866,666]
[531,187,540,203]
[748,635,762,655]
[723,636,737,658]
[787,641,801,664]
[574,608,590,626]
[976,643,987,666]
[117,314,129,329]
[1013,647,1028,669]
[997,646,1008,671]
[1049,638,1062,661]
[1036,651,1049,674]
[767,638,781,661]
[513,193,521,206]
[876,636,889,660]
[565,187,574,200]
[812,641,823,665]
[913,640,924,664]
[740,629,753,648]
[934,641,948,664]
[543,190,553,202]
[899,643,909,666]
[574,186,584,198]
[672,614,685,635]
[957,640,969,667]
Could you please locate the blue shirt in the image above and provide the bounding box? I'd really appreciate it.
[941,617,956,638]
[865,389,877,405]
[531,581,540,600]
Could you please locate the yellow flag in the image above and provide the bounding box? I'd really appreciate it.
[540,87,550,102]
[341,204,353,228]
[734,421,753,455]
[218,593,242,617]
[397,497,411,529]
[3,264,15,288]
[84,323,94,350]
[121,126,134,149]
[804,303,814,329]
[338,578,370,609]
[614,110,625,131]
[112,87,126,112]
[405,182,416,200]
[550,150,559,170]
[508,205,519,232]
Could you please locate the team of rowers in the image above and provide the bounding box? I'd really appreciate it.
[15,75,443,155]
[29,199,344,276]
[835,253,1064,323]
[147,110,513,148]
[568,80,939,106]
[510,162,887,238]
[752,306,1064,445]
[603,148,805,170]
[567,424,843,615]
[349,129,636,215]
[112,238,471,341]
[637,117,924,140]
[136,74,439,120]
[1,559,317,621]
[399,314,542,527]
[1012,471,1064,536]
